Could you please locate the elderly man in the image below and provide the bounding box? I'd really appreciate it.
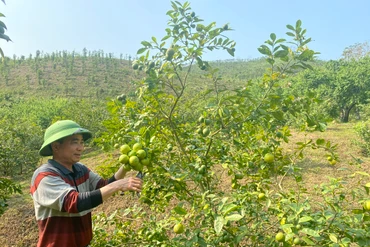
[30,120,142,247]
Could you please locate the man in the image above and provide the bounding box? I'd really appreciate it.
[30,120,143,247]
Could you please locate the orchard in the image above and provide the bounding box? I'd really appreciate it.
[91,1,370,247]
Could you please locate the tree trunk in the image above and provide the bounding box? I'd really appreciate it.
[340,103,356,122]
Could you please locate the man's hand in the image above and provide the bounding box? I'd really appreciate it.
[100,176,143,201]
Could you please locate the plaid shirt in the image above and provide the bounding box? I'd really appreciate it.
[30,160,109,247]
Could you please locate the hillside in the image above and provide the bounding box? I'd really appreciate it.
[0,51,275,102]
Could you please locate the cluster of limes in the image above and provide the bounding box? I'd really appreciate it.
[196,116,211,137]
[118,142,151,172]
[327,155,337,165]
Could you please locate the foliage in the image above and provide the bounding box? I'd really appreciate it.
[0,0,22,217]
[0,177,22,215]
[93,2,357,246]
[354,121,370,156]
[0,115,43,176]
[288,56,370,122]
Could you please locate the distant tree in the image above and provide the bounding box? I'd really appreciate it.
[290,56,370,122]
[341,41,370,61]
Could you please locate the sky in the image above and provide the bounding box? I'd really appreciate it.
[0,0,369,61]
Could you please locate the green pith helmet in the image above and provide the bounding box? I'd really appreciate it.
[39,120,92,156]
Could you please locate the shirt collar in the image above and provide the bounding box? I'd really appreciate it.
[48,159,80,175]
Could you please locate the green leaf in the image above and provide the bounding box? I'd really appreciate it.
[286,24,295,31]
[296,20,302,29]
[315,139,325,145]
[301,236,315,245]
[161,35,171,41]
[301,228,320,237]
[221,203,238,215]
[274,49,288,58]
[298,216,313,223]
[226,48,235,57]
[151,36,157,44]
[275,38,286,44]
[258,45,272,56]
[286,32,295,37]
[141,41,152,47]
[136,48,147,55]
[173,205,187,215]
[0,33,11,42]
[301,37,312,46]
[329,234,338,243]
[271,111,284,121]
[0,20,7,29]
[267,58,274,65]
[224,214,243,222]
[270,33,276,41]
[214,216,224,235]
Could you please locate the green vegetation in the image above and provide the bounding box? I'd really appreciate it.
[1,1,370,246]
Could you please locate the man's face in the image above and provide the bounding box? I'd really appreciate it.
[52,134,85,166]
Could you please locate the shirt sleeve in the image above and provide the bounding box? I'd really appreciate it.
[88,170,116,190]
[32,174,75,211]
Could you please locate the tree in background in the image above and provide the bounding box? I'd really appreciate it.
[341,41,370,61]
[287,53,370,123]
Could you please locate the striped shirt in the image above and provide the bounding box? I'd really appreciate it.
[30,159,115,247]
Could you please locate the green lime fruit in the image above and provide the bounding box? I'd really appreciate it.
[293,237,301,245]
[202,127,210,137]
[330,160,337,165]
[136,149,146,159]
[132,143,143,152]
[264,153,274,163]
[363,200,370,211]
[141,158,150,167]
[173,223,185,234]
[166,48,175,61]
[120,144,131,154]
[123,164,131,172]
[129,156,143,171]
[258,193,266,200]
[149,61,155,69]
[129,156,140,167]
[132,63,139,70]
[275,232,285,242]
[118,154,129,164]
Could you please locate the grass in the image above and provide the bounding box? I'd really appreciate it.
[0,121,369,246]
